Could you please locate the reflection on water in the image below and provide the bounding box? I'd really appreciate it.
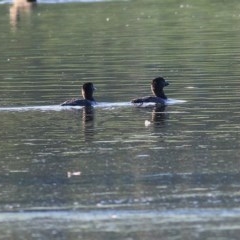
[1,208,240,240]
[9,0,36,31]
[2,0,240,239]
[82,106,95,142]
[138,105,168,127]
[151,105,167,127]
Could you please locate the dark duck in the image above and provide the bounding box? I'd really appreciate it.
[131,77,169,105]
[61,82,96,106]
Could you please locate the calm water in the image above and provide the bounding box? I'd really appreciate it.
[1,0,240,239]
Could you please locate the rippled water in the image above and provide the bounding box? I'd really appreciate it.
[1,0,240,239]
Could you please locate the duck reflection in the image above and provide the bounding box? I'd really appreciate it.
[151,105,167,127]
[144,105,168,128]
[10,0,37,30]
[82,106,95,142]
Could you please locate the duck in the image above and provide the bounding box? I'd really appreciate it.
[61,82,96,106]
[131,77,169,105]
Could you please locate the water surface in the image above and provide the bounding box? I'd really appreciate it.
[1,0,240,239]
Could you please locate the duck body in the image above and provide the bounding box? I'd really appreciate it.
[61,98,95,106]
[131,77,169,105]
[61,82,96,107]
[131,96,166,104]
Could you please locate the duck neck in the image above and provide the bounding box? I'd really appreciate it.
[84,95,95,101]
[153,89,167,99]
[82,90,95,101]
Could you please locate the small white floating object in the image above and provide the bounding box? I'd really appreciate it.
[67,171,81,178]
[145,120,151,127]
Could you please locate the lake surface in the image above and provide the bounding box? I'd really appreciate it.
[1,0,240,239]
